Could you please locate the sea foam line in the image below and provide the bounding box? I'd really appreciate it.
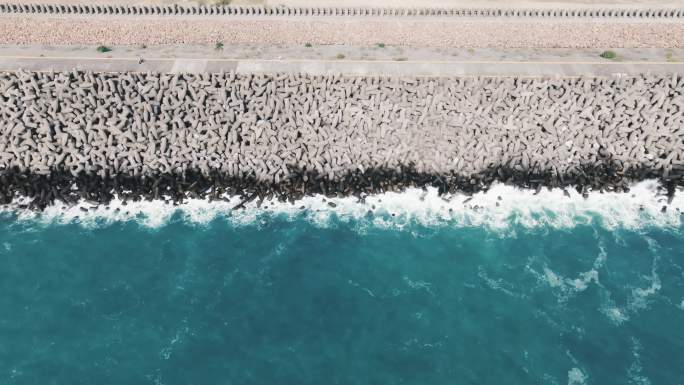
[0,180,682,230]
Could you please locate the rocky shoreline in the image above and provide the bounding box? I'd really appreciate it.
[1,163,679,211]
[1,70,682,210]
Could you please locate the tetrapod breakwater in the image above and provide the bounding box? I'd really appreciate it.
[1,70,682,209]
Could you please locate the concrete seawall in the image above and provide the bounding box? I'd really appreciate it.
[1,70,682,208]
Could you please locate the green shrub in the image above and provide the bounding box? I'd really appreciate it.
[394,57,408,61]
[336,53,345,59]
[377,43,386,48]
[96,45,112,53]
[600,50,617,59]
[304,43,312,48]
[215,42,224,51]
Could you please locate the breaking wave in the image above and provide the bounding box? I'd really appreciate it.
[1,180,682,231]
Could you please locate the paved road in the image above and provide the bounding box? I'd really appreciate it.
[0,55,682,76]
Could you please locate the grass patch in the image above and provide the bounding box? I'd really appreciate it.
[666,51,676,62]
[336,53,345,59]
[96,45,112,53]
[467,48,475,54]
[377,42,386,48]
[304,42,312,48]
[215,42,224,51]
[214,0,231,5]
[599,50,617,59]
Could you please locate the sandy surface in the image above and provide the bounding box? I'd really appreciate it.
[0,0,681,8]
[0,17,682,48]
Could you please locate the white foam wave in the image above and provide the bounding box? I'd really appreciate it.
[529,242,607,304]
[0,180,682,231]
[628,259,662,312]
[568,367,588,385]
[604,307,629,325]
[627,338,652,385]
[601,239,664,326]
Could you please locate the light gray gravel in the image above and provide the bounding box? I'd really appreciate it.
[0,16,682,48]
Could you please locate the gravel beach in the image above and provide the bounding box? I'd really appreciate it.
[0,16,682,48]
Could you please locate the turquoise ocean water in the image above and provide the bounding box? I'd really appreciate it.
[1,189,683,385]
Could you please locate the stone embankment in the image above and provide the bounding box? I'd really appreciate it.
[0,70,682,209]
